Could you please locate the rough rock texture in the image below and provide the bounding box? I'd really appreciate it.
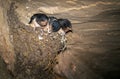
[0,0,15,74]
[0,1,63,79]
[0,0,120,79]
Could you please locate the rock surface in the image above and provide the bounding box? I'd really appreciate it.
[0,0,120,79]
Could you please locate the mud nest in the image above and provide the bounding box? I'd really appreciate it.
[7,3,64,79]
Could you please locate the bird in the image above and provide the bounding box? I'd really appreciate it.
[48,17,73,50]
[28,13,49,30]
[58,18,72,34]
[48,16,61,32]
[28,13,50,40]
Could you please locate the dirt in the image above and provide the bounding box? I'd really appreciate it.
[0,0,120,79]
[7,3,64,79]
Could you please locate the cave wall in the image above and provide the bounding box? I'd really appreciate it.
[0,1,66,78]
[0,0,120,79]
[0,0,62,79]
[0,0,15,79]
[0,0,15,73]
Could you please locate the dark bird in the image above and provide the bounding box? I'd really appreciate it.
[48,16,61,32]
[28,13,50,40]
[58,18,72,33]
[28,13,49,28]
